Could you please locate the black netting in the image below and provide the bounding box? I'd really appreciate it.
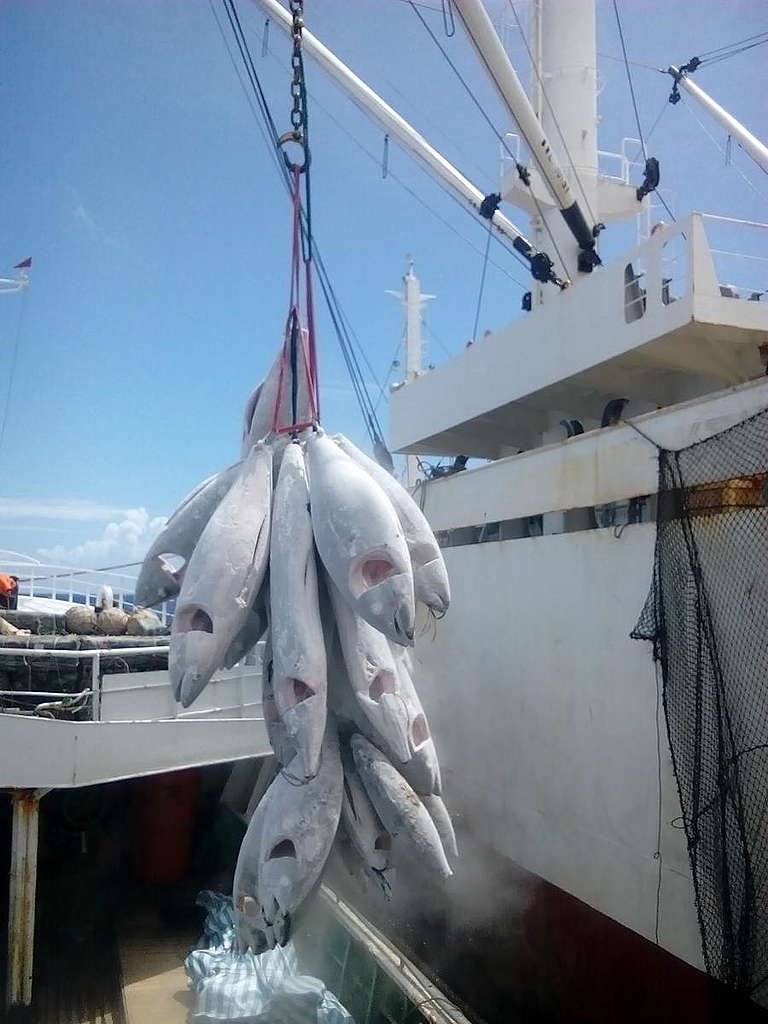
[633,406,768,1005]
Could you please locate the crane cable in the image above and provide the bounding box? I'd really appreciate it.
[217,0,387,447]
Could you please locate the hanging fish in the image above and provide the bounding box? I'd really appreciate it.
[390,644,442,796]
[233,795,273,953]
[340,747,392,876]
[241,332,315,454]
[421,793,458,859]
[170,443,272,708]
[270,442,327,780]
[328,577,411,764]
[334,434,450,615]
[222,582,269,670]
[306,432,415,646]
[135,462,241,608]
[257,719,343,945]
[350,734,451,881]
[261,635,297,767]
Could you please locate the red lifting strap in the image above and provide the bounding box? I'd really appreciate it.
[272,167,320,434]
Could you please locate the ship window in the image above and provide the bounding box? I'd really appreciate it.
[624,262,646,322]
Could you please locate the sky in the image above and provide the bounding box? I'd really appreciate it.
[1,0,766,569]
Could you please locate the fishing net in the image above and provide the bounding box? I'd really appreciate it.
[632,406,768,1006]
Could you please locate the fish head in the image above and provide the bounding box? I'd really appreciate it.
[350,554,415,645]
[135,553,185,608]
[355,670,411,763]
[170,605,219,706]
[279,689,326,780]
[259,839,300,939]
[414,557,451,616]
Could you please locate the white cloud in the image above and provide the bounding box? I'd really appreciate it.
[37,508,167,568]
[0,497,126,523]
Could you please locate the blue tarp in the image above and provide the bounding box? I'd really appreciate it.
[185,891,355,1023]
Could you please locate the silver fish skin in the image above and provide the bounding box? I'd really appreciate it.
[170,443,272,707]
[333,434,450,615]
[257,719,343,943]
[328,577,411,764]
[270,442,327,780]
[233,795,273,952]
[421,793,458,859]
[390,644,442,796]
[135,462,241,608]
[242,337,315,454]
[223,582,269,670]
[341,748,392,874]
[350,734,451,881]
[262,634,298,768]
[306,432,415,646]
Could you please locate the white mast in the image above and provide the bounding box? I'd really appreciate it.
[387,258,434,488]
[669,66,768,176]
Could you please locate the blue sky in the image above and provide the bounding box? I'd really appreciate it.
[1,0,766,568]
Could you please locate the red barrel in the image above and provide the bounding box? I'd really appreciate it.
[132,768,201,884]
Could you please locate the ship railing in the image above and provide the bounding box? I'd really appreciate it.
[1,559,175,624]
[0,643,263,723]
[622,211,768,324]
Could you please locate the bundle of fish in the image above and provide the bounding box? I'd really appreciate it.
[135,348,457,949]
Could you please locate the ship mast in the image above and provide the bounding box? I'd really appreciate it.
[387,258,434,488]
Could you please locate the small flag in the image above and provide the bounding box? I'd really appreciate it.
[14,257,32,269]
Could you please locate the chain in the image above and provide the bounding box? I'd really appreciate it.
[278,0,309,172]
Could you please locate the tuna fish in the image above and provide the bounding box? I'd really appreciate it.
[421,793,458,859]
[340,748,392,874]
[170,443,272,707]
[390,645,442,796]
[306,432,415,645]
[233,796,273,952]
[350,734,451,881]
[333,434,450,615]
[257,720,343,944]
[328,578,411,764]
[262,635,297,768]
[223,582,269,670]
[135,462,241,608]
[270,442,327,780]
[242,333,315,453]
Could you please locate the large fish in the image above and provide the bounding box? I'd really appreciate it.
[135,462,241,608]
[421,793,458,859]
[223,582,269,670]
[306,432,415,645]
[257,719,343,945]
[233,795,273,952]
[262,635,297,768]
[241,332,315,454]
[328,578,411,764]
[270,442,327,780]
[390,645,442,796]
[350,734,451,881]
[170,443,272,707]
[334,434,450,615]
[340,747,392,875]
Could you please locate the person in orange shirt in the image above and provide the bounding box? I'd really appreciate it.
[0,574,19,611]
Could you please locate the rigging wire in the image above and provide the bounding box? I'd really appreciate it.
[680,95,768,206]
[215,0,386,444]
[0,288,28,458]
[611,0,648,162]
[471,222,493,344]
[610,0,676,224]
[408,0,573,280]
[698,29,768,61]
[506,1,598,227]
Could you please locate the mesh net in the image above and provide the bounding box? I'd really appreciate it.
[633,406,768,1005]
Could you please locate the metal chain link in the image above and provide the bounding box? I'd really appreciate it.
[278,0,309,171]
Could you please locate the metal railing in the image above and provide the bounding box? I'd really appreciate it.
[0,644,263,723]
[1,560,175,624]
